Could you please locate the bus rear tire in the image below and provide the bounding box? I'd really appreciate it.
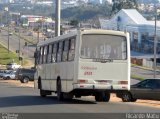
[57,79,63,101]
[38,78,46,97]
[40,89,47,97]
[95,92,110,102]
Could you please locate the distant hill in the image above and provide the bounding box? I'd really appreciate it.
[61,4,112,20]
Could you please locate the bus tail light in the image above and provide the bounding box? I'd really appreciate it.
[78,79,88,84]
[118,81,128,85]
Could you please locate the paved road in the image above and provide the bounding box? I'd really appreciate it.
[0,81,159,113]
[131,66,160,79]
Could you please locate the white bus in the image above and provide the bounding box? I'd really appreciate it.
[34,29,130,102]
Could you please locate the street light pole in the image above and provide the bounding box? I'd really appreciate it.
[5,6,10,53]
[18,29,21,62]
[154,5,157,78]
[7,11,10,53]
[55,0,61,37]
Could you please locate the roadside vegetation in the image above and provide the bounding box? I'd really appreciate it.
[0,44,19,65]
[0,44,29,66]
[131,74,145,81]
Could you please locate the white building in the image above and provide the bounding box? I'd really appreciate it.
[100,9,160,54]
[62,1,78,9]
[20,15,55,28]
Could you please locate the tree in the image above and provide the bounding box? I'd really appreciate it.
[70,19,79,27]
[112,0,138,14]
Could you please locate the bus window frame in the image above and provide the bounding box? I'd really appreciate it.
[52,42,58,63]
[57,41,63,62]
[47,44,52,63]
[68,37,76,61]
[40,46,44,64]
[62,39,69,62]
[80,34,128,60]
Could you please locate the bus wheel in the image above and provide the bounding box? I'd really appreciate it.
[95,93,103,102]
[95,92,110,102]
[102,92,110,102]
[57,79,63,101]
[40,89,47,97]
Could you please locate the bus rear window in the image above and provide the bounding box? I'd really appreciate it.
[81,34,127,60]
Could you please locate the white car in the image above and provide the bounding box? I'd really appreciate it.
[3,71,16,80]
[0,70,12,78]
[6,63,21,70]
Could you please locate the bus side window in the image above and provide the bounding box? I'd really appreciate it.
[62,40,69,62]
[68,38,75,61]
[52,43,57,63]
[47,44,52,63]
[36,47,40,65]
[40,47,44,64]
[57,41,63,62]
[43,46,48,64]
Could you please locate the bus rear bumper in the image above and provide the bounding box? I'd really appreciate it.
[73,83,112,90]
[73,84,129,91]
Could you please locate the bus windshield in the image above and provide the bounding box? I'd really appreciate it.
[81,34,127,60]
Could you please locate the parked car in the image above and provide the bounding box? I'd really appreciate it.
[116,79,160,102]
[3,71,16,80]
[0,70,12,78]
[0,70,5,78]
[0,24,5,28]
[9,32,13,35]
[16,68,36,83]
[6,63,21,70]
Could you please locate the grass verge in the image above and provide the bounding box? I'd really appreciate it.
[131,74,145,80]
[0,44,19,65]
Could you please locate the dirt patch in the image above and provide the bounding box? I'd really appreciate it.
[0,79,160,108]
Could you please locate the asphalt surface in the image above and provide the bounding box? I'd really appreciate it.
[0,81,159,113]
[131,66,160,79]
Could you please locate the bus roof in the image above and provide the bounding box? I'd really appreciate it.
[37,29,128,47]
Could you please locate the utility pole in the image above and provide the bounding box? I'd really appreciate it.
[34,27,40,69]
[154,5,157,78]
[55,0,61,37]
[5,7,10,54]
[18,28,21,64]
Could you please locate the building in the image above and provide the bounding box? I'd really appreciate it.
[20,15,55,28]
[61,1,78,9]
[100,9,160,54]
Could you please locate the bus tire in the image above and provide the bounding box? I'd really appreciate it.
[40,89,47,97]
[38,77,41,89]
[38,78,46,97]
[57,79,63,101]
[95,93,103,102]
[102,92,110,102]
[95,92,110,102]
